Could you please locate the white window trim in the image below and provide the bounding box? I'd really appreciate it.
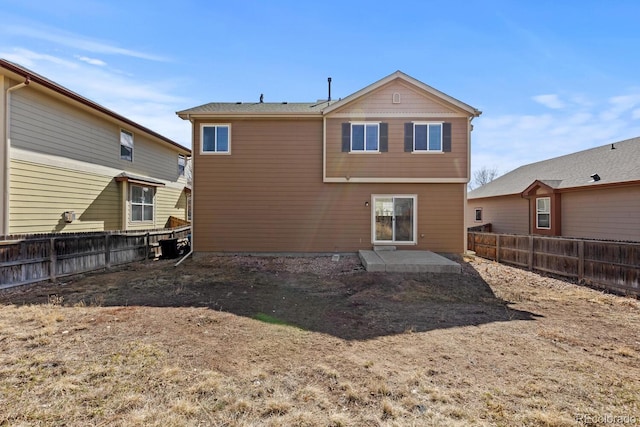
[186,194,192,222]
[130,184,155,223]
[412,122,443,153]
[120,129,134,162]
[178,154,186,176]
[371,194,418,245]
[200,123,231,155]
[474,208,483,222]
[350,122,380,153]
[536,197,551,229]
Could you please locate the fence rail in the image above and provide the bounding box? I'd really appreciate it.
[0,226,190,289]
[468,232,640,296]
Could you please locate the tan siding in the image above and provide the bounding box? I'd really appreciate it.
[156,187,189,228]
[467,195,529,234]
[193,119,465,253]
[331,80,465,116]
[10,88,185,182]
[9,159,121,233]
[326,117,468,179]
[562,186,640,241]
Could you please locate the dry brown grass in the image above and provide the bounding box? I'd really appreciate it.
[0,256,639,426]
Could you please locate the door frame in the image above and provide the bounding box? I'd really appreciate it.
[371,194,418,245]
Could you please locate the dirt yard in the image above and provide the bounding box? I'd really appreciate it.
[0,254,638,426]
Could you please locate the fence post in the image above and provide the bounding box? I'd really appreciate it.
[146,232,150,260]
[578,240,584,282]
[528,235,534,270]
[105,233,111,268]
[49,238,57,282]
[20,240,27,283]
[495,234,500,262]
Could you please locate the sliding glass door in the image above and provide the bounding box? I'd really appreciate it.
[372,195,416,244]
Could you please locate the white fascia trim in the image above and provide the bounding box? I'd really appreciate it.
[330,112,468,119]
[324,177,468,183]
[322,117,327,182]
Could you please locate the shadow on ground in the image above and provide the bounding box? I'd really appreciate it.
[0,255,540,340]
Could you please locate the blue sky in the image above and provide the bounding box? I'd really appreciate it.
[2,0,640,177]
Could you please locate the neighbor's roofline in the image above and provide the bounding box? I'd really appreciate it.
[321,70,482,117]
[176,111,324,120]
[468,178,640,200]
[0,59,190,154]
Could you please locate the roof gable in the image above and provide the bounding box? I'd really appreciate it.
[322,71,481,117]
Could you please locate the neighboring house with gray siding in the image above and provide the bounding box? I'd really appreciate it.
[1,59,191,236]
[467,137,640,242]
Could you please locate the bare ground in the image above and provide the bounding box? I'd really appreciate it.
[0,254,638,426]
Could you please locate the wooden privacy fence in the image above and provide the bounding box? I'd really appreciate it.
[468,232,640,296]
[0,226,190,289]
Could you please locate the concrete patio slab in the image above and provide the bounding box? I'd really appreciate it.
[358,250,461,273]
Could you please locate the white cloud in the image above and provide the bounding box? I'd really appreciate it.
[472,92,640,175]
[76,55,107,66]
[599,93,640,121]
[1,48,78,68]
[532,94,565,109]
[4,24,167,61]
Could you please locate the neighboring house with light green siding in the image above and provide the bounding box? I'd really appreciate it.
[1,59,191,236]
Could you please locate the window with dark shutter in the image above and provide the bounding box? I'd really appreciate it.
[406,122,451,152]
[342,122,381,152]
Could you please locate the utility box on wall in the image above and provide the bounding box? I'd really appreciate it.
[64,211,76,223]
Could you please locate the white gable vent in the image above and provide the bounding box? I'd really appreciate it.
[392,92,401,104]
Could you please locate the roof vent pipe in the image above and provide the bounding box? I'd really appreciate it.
[327,77,332,102]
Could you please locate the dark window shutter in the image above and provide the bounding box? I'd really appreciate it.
[404,123,413,152]
[342,123,350,152]
[442,122,452,152]
[379,123,388,152]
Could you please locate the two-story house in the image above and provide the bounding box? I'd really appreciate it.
[1,59,191,236]
[177,71,480,254]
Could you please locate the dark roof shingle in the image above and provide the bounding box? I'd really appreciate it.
[468,137,640,199]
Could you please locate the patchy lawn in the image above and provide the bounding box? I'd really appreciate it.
[0,255,638,426]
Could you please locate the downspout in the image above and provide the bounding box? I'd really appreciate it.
[3,76,30,236]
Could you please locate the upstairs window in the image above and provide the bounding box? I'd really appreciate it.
[201,124,230,154]
[536,197,551,229]
[178,154,186,176]
[342,122,388,152]
[120,129,133,161]
[131,185,154,222]
[474,208,483,222]
[405,122,452,152]
[414,123,443,152]
[352,123,379,152]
